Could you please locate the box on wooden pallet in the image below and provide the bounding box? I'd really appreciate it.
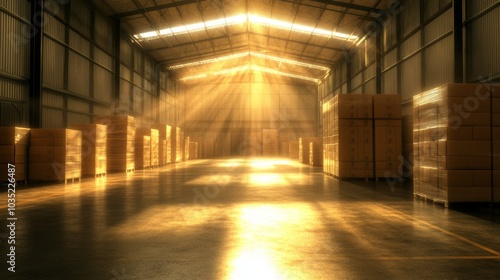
[309,141,323,166]
[299,137,319,164]
[69,124,107,177]
[150,129,159,167]
[289,141,299,160]
[413,84,495,205]
[171,127,182,163]
[29,129,82,182]
[95,115,135,173]
[189,142,199,160]
[152,124,168,166]
[135,135,151,169]
[184,136,190,161]
[0,127,30,181]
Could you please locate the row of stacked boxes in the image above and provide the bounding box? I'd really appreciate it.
[413,84,499,204]
[322,94,402,179]
[0,116,194,182]
[298,137,321,165]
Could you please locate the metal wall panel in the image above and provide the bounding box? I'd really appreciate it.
[0,0,30,19]
[401,31,421,58]
[68,98,89,113]
[424,9,453,44]
[42,38,65,89]
[0,102,27,126]
[42,108,64,128]
[94,11,113,53]
[119,80,132,111]
[401,0,420,36]
[67,112,91,126]
[44,12,65,42]
[382,67,398,94]
[364,63,376,80]
[352,72,363,90]
[68,51,90,96]
[69,30,90,57]
[42,92,64,108]
[401,54,421,101]
[467,5,500,81]
[383,49,398,70]
[120,37,132,66]
[93,65,113,103]
[94,48,113,70]
[120,64,132,82]
[467,0,499,18]
[0,78,28,101]
[0,11,30,78]
[423,0,452,20]
[424,36,454,90]
[363,79,376,94]
[93,104,112,116]
[133,87,143,114]
[69,0,91,37]
[383,13,398,50]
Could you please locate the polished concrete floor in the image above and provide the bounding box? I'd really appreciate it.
[1,158,500,279]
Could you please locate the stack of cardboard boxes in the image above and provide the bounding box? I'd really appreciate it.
[69,124,107,177]
[263,129,279,156]
[135,128,152,170]
[95,115,135,173]
[0,127,30,182]
[413,84,492,204]
[150,128,159,167]
[309,141,323,166]
[373,95,402,178]
[322,94,402,179]
[189,141,199,160]
[299,137,319,164]
[152,124,168,166]
[289,141,299,160]
[166,125,172,164]
[184,136,190,161]
[29,129,82,182]
[172,127,182,163]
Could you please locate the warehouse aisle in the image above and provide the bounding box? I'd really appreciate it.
[1,158,500,279]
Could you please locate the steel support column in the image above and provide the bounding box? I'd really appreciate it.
[453,0,464,83]
[29,0,43,128]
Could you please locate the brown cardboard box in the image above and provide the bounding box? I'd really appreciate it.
[0,127,30,145]
[444,156,491,170]
[446,187,491,203]
[441,141,491,156]
[289,141,299,160]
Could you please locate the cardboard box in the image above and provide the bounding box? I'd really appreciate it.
[440,141,491,156]
[0,127,30,145]
[444,156,491,170]
[446,187,492,203]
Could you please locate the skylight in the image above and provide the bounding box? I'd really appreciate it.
[168,51,330,72]
[134,13,357,41]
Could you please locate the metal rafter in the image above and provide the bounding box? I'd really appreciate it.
[116,0,200,18]
[279,0,377,20]
[307,0,381,13]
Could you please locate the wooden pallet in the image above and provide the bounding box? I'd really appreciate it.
[414,193,448,207]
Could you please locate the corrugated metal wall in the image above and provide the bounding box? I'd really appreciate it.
[466,0,500,82]
[0,0,30,126]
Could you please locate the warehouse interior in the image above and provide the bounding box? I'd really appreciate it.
[1,0,500,279]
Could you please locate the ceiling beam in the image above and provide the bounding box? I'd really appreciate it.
[279,0,376,20]
[148,31,345,53]
[307,0,381,13]
[116,0,200,18]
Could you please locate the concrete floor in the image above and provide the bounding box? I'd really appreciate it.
[1,158,500,279]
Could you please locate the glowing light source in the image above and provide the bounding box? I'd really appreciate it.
[179,64,321,83]
[168,52,330,72]
[134,13,357,41]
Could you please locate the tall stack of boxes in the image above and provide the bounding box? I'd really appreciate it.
[69,124,107,177]
[95,115,135,173]
[323,94,374,178]
[413,84,492,204]
[166,125,172,164]
[309,141,323,166]
[29,129,82,182]
[299,137,319,164]
[185,136,190,160]
[189,141,199,160]
[172,127,181,163]
[289,141,299,160]
[150,128,159,167]
[373,95,402,178]
[136,128,152,170]
[152,124,167,166]
[322,94,402,179]
[263,129,279,156]
[0,127,30,182]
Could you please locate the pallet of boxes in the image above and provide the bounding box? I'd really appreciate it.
[69,124,107,178]
[135,128,153,170]
[413,84,494,206]
[29,129,82,183]
[322,94,402,179]
[299,137,319,165]
[0,127,30,182]
[95,115,135,173]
